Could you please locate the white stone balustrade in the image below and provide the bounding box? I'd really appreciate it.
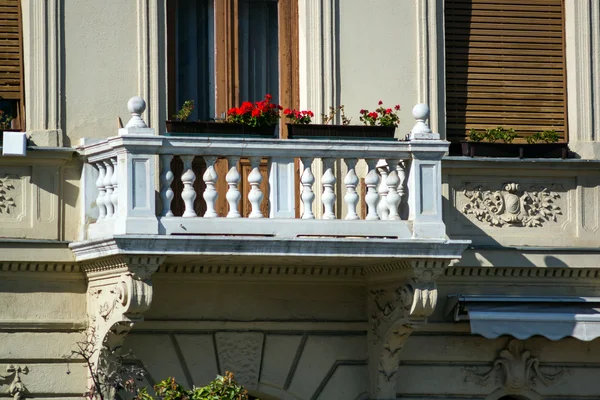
[79,99,448,240]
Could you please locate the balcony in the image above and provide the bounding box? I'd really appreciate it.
[70,98,467,265]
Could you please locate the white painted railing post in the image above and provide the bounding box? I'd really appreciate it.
[321,158,337,219]
[248,156,264,218]
[226,156,242,218]
[408,104,446,239]
[269,157,296,218]
[159,155,174,217]
[113,96,159,235]
[344,158,359,220]
[365,159,380,220]
[300,157,315,219]
[202,156,219,218]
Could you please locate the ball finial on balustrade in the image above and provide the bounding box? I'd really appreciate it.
[125,96,148,128]
[409,103,439,140]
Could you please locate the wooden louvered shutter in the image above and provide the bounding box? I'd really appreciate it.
[445,0,567,143]
[0,0,24,129]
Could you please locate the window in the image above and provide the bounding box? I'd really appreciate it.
[445,0,567,146]
[168,0,298,125]
[0,0,25,130]
[166,0,298,217]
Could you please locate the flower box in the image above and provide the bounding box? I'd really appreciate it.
[286,124,396,140]
[460,141,568,159]
[165,121,278,138]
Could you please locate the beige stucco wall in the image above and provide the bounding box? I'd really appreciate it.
[0,261,87,399]
[337,1,418,137]
[62,0,139,146]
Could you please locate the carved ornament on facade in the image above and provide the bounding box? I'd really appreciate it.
[84,256,165,398]
[367,261,446,399]
[0,176,16,214]
[462,183,562,227]
[464,340,563,393]
[0,365,28,400]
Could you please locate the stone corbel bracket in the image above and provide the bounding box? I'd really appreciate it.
[82,255,165,372]
[365,260,448,400]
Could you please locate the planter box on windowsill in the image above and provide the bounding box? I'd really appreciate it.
[164,121,278,138]
[460,141,568,159]
[287,123,397,140]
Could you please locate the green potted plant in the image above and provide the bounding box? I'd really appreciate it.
[285,101,401,140]
[165,94,281,138]
[0,109,14,146]
[461,127,567,159]
[134,372,257,400]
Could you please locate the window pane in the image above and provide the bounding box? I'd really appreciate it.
[176,0,214,120]
[238,0,279,104]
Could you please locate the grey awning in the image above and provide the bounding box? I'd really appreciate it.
[449,295,600,341]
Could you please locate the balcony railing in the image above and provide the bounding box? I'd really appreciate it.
[78,98,449,242]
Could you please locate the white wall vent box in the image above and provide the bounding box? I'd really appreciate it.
[2,131,27,156]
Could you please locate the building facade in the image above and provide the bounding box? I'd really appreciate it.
[1,0,600,399]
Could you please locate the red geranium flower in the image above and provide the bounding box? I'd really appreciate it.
[394,104,401,111]
[378,100,383,105]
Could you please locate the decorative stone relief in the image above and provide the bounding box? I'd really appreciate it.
[462,183,562,227]
[84,255,164,399]
[0,365,28,400]
[366,260,446,399]
[215,332,264,391]
[464,340,563,393]
[0,176,17,214]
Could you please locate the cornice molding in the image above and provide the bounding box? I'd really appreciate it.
[445,267,600,280]
[0,262,81,273]
[159,264,364,280]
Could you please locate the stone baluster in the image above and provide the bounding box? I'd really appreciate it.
[300,157,315,219]
[96,162,107,220]
[180,155,197,218]
[110,157,119,217]
[397,160,410,220]
[385,159,401,220]
[321,158,337,219]
[103,160,114,218]
[343,158,359,220]
[377,165,390,220]
[248,157,264,218]
[160,155,174,217]
[226,156,242,218]
[365,159,380,220]
[102,160,114,218]
[202,156,219,218]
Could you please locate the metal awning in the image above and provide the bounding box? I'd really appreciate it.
[447,295,600,341]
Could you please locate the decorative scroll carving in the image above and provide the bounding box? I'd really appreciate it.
[0,176,16,214]
[464,340,563,393]
[367,260,446,399]
[462,183,562,227]
[0,365,28,400]
[84,256,164,399]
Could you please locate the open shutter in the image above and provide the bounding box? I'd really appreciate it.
[445,0,567,143]
[0,0,24,129]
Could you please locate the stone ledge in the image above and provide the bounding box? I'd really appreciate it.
[69,235,470,267]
